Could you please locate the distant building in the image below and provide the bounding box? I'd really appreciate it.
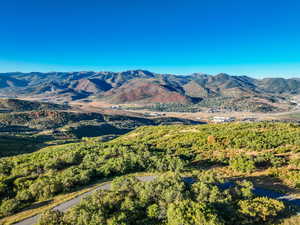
[212,116,235,123]
[148,112,161,116]
[111,105,121,110]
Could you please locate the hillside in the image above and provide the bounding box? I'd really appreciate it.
[0,70,299,112]
[0,99,68,112]
[0,109,201,157]
[103,79,196,104]
[1,122,300,224]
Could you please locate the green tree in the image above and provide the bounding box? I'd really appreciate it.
[238,197,284,223]
[167,200,223,225]
[230,155,256,173]
[37,210,66,225]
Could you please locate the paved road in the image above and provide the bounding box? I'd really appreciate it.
[13,175,300,225]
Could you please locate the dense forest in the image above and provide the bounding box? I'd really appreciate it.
[0,122,300,224]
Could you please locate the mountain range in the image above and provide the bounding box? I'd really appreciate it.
[0,70,299,108]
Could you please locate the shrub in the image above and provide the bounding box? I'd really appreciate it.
[229,155,256,173]
[0,199,22,217]
[37,209,66,225]
[238,197,284,223]
[167,200,223,225]
[289,157,300,169]
[270,156,286,168]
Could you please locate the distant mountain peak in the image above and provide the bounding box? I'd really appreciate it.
[0,70,300,107]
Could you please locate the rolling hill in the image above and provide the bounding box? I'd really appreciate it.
[0,98,68,112]
[0,104,202,157]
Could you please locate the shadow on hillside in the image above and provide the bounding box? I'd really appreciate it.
[0,134,51,157]
[272,206,300,225]
[190,159,227,170]
[0,134,78,158]
[241,175,300,195]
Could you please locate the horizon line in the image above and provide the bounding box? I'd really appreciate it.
[0,69,299,80]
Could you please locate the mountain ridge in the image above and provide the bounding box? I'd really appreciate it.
[0,70,299,109]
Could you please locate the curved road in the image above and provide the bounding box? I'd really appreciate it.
[14,176,300,225]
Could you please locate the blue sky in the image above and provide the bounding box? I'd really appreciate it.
[1,0,300,78]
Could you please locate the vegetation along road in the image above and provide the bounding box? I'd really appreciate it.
[14,175,300,225]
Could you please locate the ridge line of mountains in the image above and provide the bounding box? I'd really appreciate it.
[0,70,300,106]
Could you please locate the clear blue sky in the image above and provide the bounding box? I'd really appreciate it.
[1,0,300,78]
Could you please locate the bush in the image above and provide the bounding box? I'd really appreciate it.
[150,156,186,172]
[37,210,65,225]
[16,190,34,202]
[289,157,300,169]
[0,199,22,217]
[229,155,256,173]
[167,200,223,225]
[270,156,286,168]
[238,197,284,223]
[0,160,12,175]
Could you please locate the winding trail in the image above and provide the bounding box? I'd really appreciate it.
[13,175,300,225]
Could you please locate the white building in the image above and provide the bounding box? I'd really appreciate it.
[212,116,235,123]
[111,105,121,110]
